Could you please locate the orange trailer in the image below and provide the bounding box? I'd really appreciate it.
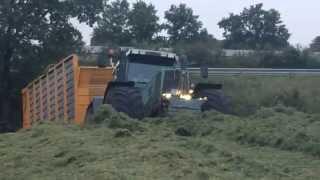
[22,54,113,128]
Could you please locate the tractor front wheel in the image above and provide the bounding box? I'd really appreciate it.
[104,86,144,119]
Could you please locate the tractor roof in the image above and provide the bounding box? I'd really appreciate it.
[126,48,178,60]
[125,49,179,66]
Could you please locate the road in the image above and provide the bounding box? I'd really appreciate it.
[187,68,320,76]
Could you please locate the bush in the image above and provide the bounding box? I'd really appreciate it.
[173,40,222,66]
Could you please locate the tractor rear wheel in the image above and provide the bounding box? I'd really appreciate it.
[104,86,144,119]
[200,90,231,114]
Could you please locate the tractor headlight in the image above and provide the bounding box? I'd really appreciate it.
[189,89,194,94]
[162,93,172,99]
[180,94,192,101]
[199,97,208,101]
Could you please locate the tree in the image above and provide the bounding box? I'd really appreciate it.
[198,28,216,42]
[174,36,222,66]
[0,0,102,131]
[128,1,161,43]
[310,36,320,52]
[218,3,290,50]
[164,4,203,43]
[91,0,131,46]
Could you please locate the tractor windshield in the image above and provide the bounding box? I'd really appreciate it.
[127,63,168,83]
[127,54,176,83]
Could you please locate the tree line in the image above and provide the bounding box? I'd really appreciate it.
[91,1,215,47]
[90,1,293,49]
[0,0,319,131]
[90,1,320,67]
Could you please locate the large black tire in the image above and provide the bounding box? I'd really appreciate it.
[0,122,7,133]
[104,86,144,119]
[200,90,231,114]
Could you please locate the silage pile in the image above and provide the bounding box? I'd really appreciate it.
[1,105,320,180]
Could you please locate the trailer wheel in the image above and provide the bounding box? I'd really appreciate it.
[200,90,231,114]
[104,86,144,119]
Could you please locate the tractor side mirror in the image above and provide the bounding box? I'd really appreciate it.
[97,48,117,68]
[200,65,208,79]
[180,55,188,69]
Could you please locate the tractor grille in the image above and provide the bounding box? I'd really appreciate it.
[162,70,181,93]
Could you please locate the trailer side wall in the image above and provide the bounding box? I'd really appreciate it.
[22,55,113,128]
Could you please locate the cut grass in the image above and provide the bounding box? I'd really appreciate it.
[1,105,320,180]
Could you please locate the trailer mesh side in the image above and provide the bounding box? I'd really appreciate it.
[22,55,77,127]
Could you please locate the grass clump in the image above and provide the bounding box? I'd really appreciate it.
[88,104,144,133]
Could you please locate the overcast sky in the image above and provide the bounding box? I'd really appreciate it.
[75,0,319,47]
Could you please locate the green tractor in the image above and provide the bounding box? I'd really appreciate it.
[86,48,230,119]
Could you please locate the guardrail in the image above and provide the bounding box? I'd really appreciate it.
[187,68,320,76]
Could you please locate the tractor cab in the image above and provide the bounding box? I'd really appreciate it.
[114,49,179,83]
[115,49,191,98]
[111,49,185,115]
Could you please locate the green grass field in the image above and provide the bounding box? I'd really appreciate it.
[1,105,320,180]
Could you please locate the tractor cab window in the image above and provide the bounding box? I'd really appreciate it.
[127,63,165,83]
[127,54,176,83]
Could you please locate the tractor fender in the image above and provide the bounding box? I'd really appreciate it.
[193,83,223,98]
[103,81,135,102]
